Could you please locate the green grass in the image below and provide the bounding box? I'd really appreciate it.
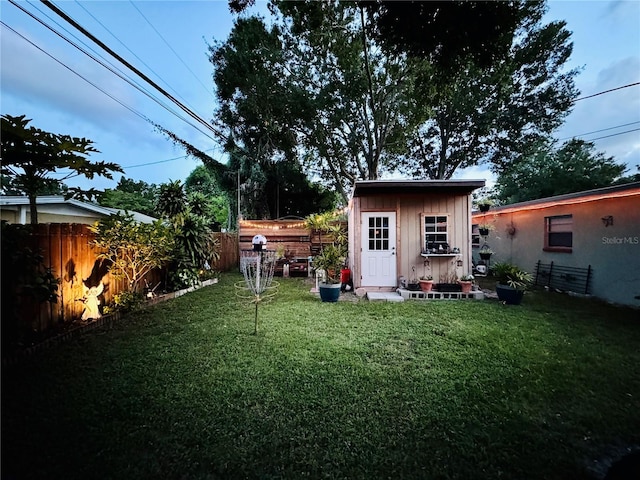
[2,273,639,479]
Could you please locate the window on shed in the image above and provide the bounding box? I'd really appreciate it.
[545,215,573,252]
[423,215,449,251]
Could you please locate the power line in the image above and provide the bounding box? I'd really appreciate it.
[74,0,200,114]
[587,127,640,142]
[559,120,640,141]
[8,0,218,143]
[0,21,150,123]
[573,82,640,102]
[128,1,215,101]
[39,0,224,140]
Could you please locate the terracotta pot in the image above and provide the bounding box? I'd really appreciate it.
[419,280,433,292]
[459,281,473,293]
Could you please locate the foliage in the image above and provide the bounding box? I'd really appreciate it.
[214,1,577,199]
[495,139,627,203]
[90,213,175,293]
[211,5,418,204]
[104,291,145,314]
[402,1,578,179]
[0,114,123,224]
[156,179,188,222]
[492,261,533,291]
[305,211,347,284]
[1,222,60,348]
[97,177,159,218]
[185,165,229,229]
[460,274,475,281]
[3,274,640,479]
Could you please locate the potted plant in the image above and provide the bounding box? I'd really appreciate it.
[479,246,494,261]
[492,261,533,305]
[476,198,494,212]
[306,212,348,302]
[419,275,433,292]
[407,266,420,291]
[459,274,474,293]
[478,223,494,237]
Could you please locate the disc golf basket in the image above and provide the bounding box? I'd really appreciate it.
[236,247,278,334]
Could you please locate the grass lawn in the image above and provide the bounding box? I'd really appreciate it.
[2,273,639,479]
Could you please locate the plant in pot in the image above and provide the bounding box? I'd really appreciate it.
[479,245,494,261]
[407,266,421,291]
[306,211,348,302]
[476,198,494,212]
[492,261,533,305]
[459,274,474,293]
[419,275,433,292]
[478,223,494,237]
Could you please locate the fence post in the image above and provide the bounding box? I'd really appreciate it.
[547,261,554,288]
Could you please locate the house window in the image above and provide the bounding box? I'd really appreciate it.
[545,215,573,252]
[368,216,389,251]
[423,215,449,251]
[472,224,480,248]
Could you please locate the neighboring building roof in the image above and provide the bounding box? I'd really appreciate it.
[481,181,640,215]
[352,179,486,197]
[0,195,157,224]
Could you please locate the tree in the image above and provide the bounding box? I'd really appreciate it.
[97,177,159,218]
[214,1,577,199]
[90,213,175,294]
[1,114,123,224]
[210,4,418,204]
[185,165,229,229]
[399,1,578,179]
[495,139,627,203]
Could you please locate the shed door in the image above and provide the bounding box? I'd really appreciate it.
[361,212,396,287]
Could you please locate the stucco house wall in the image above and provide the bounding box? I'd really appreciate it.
[473,182,640,307]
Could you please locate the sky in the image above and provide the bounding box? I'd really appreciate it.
[1,1,639,193]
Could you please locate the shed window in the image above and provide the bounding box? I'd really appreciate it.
[545,215,572,252]
[423,215,449,251]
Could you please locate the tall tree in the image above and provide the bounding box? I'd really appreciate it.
[1,114,123,224]
[211,4,418,203]
[215,1,577,198]
[495,139,627,203]
[399,1,578,179]
[97,177,159,217]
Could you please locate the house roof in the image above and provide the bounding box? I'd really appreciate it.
[0,195,157,224]
[481,181,640,214]
[352,179,486,197]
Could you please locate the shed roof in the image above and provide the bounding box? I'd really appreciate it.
[352,179,486,197]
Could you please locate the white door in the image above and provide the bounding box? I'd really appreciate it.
[361,212,397,287]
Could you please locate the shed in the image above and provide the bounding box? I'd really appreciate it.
[348,179,485,291]
[471,181,640,307]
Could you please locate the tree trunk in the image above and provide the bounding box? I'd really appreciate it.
[28,193,38,225]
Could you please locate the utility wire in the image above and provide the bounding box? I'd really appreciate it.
[1,21,150,123]
[128,0,215,101]
[559,120,640,141]
[74,0,199,114]
[587,127,640,142]
[8,0,218,143]
[40,0,224,141]
[573,82,640,102]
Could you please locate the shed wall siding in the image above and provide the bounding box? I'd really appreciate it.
[351,193,472,289]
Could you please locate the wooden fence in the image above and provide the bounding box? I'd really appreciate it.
[1,223,239,338]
